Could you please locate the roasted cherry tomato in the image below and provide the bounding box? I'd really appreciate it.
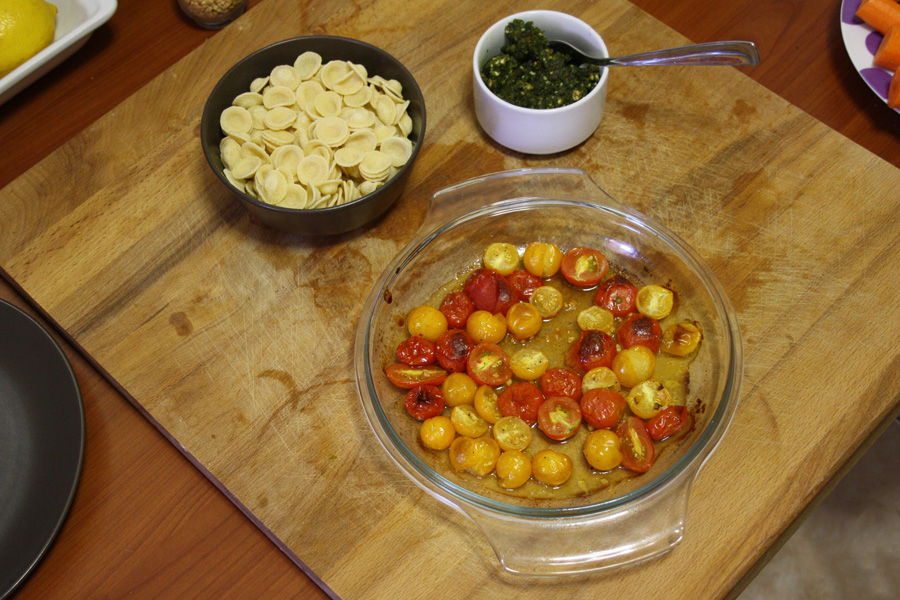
[505,302,542,340]
[539,367,583,401]
[537,396,582,441]
[581,366,621,394]
[406,305,448,342]
[576,306,615,334]
[583,429,623,471]
[580,388,626,430]
[510,348,549,381]
[465,310,507,344]
[473,385,502,423]
[404,385,445,420]
[522,242,562,278]
[646,405,692,441]
[492,416,533,451]
[617,312,663,354]
[385,364,447,389]
[560,247,609,288]
[594,275,638,317]
[611,346,656,388]
[420,416,455,450]
[529,285,564,318]
[466,342,512,387]
[435,329,475,373]
[660,322,702,356]
[496,450,532,489]
[463,268,518,314]
[532,449,573,486]
[626,379,672,419]
[497,382,544,425]
[506,269,542,300]
[484,242,520,275]
[617,416,656,473]
[636,284,674,319]
[451,404,489,437]
[565,330,617,374]
[395,336,437,367]
[449,436,501,477]
[439,291,475,329]
[441,372,478,407]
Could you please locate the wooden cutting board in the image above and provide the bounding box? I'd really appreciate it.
[2,0,899,597]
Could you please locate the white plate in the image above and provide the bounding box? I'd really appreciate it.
[840,0,898,111]
[0,0,117,107]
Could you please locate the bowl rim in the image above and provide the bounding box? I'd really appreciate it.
[357,179,743,519]
[472,10,610,115]
[200,34,426,217]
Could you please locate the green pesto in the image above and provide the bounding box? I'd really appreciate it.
[480,19,603,110]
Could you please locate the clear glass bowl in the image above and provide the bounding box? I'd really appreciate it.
[355,168,743,575]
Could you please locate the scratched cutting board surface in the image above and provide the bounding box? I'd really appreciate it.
[2,0,900,598]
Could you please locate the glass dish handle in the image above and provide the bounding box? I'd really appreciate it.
[423,167,622,232]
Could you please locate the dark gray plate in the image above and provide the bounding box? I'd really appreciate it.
[0,300,84,599]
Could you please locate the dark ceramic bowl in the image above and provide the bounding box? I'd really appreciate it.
[201,36,426,235]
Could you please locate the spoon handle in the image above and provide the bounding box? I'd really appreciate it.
[603,41,760,67]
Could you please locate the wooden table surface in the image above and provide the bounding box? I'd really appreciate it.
[1,1,897,598]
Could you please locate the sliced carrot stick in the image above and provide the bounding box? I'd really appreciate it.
[889,68,900,109]
[875,25,900,70]
[856,0,900,35]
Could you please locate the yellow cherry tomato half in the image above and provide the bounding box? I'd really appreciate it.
[484,242,520,276]
[510,348,550,381]
[496,450,533,489]
[420,416,456,450]
[466,310,507,344]
[583,429,624,471]
[522,242,562,278]
[451,404,490,438]
[576,305,615,333]
[612,345,657,389]
[529,286,564,319]
[660,322,702,356]
[636,285,674,320]
[626,379,672,419]
[473,385,503,424]
[505,302,542,341]
[449,436,500,477]
[582,366,621,394]
[407,305,448,342]
[532,449,573,487]
[441,372,478,407]
[492,416,533,452]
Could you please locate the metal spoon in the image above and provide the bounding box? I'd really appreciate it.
[548,40,760,67]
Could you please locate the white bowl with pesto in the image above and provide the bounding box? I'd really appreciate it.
[472,10,609,155]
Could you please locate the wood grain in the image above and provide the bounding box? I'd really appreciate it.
[1,0,898,598]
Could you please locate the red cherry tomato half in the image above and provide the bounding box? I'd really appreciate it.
[395,336,437,367]
[580,388,626,429]
[537,396,582,441]
[463,268,518,315]
[505,270,543,300]
[466,342,513,387]
[497,382,544,425]
[404,385,445,420]
[617,313,663,355]
[646,406,693,441]
[565,330,617,374]
[539,367,583,401]
[560,247,609,288]
[439,291,475,329]
[616,416,656,473]
[435,329,475,373]
[385,364,448,389]
[594,275,638,317]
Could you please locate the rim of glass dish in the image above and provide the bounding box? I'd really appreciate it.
[359,197,742,519]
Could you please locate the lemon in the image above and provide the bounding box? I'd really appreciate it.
[0,0,57,78]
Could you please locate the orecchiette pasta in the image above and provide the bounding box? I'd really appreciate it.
[218,52,415,210]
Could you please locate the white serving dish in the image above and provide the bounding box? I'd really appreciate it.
[0,0,117,107]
